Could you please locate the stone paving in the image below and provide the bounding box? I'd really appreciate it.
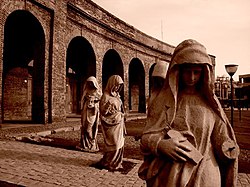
[0,141,146,187]
[0,141,249,187]
[0,111,250,187]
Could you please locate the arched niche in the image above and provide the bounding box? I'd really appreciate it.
[2,10,45,123]
[149,63,156,97]
[129,58,146,113]
[66,36,96,115]
[102,49,124,101]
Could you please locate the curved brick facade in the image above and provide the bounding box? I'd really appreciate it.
[0,0,215,124]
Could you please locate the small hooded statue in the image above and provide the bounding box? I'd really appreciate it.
[97,75,126,171]
[77,76,102,152]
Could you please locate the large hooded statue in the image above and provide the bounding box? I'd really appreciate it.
[138,39,239,187]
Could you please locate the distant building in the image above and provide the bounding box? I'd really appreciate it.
[215,76,230,107]
[239,74,250,86]
[238,74,250,108]
[215,74,250,109]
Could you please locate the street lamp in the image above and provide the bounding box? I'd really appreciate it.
[225,64,238,127]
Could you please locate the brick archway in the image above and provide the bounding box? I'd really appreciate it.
[102,49,124,102]
[66,36,96,115]
[2,10,45,123]
[129,58,146,113]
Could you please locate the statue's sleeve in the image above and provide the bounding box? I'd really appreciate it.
[141,132,165,156]
[211,117,239,161]
[138,109,169,181]
[100,99,124,126]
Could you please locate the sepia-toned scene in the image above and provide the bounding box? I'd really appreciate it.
[0,0,249,186]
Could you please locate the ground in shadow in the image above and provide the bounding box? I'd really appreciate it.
[90,160,136,175]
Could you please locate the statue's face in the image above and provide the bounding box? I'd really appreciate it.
[87,81,95,89]
[86,96,96,108]
[181,65,202,87]
[113,84,123,93]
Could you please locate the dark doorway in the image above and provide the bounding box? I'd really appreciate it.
[2,10,45,123]
[149,63,157,97]
[129,58,146,113]
[102,49,124,102]
[66,36,96,115]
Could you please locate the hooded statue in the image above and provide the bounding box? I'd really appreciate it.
[97,75,126,171]
[149,61,168,108]
[138,39,239,187]
[78,76,102,152]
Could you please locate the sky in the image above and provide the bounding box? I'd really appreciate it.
[92,0,250,81]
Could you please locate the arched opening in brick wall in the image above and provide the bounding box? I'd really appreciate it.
[149,63,156,97]
[66,36,96,115]
[128,58,146,113]
[2,10,45,123]
[102,49,124,102]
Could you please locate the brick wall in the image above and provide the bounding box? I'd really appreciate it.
[0,0,217,124]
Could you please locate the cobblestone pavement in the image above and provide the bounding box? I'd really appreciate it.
[0,111,250,187]
[0,141,249,187]
[0,141,146,187]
